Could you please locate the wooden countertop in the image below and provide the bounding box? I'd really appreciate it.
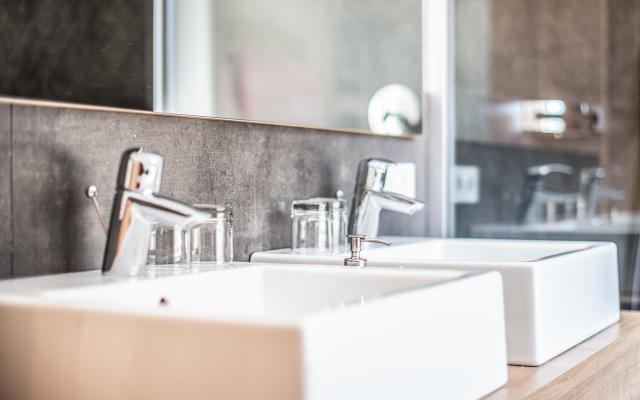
[485,311,640,399]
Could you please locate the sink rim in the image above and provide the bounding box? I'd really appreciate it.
[0,263,490,327]
[259,237,614,266]
[375,237,611,263]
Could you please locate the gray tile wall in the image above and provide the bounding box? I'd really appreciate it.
[0,102,427,278]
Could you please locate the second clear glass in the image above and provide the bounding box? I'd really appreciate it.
[291,197,347,253]
[190,204,233,269]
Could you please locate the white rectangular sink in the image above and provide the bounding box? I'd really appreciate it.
[252,238,621,366]
[0,263,507,400]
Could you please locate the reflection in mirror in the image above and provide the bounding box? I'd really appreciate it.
[156,0,422,134]
[0,1,421,136]
[367,84,421,134]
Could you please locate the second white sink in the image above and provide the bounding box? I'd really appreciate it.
[252,237,621,366]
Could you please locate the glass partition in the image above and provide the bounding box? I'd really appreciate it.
[452,0,640,310]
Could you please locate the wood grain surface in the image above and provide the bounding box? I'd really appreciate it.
[485,311,640,399]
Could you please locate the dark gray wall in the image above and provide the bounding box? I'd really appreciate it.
[0,0,153,109]
[0,102,427,278]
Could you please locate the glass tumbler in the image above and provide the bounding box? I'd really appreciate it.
[190,204,233,269]
[291,197,347,253]
[147,223,191,271]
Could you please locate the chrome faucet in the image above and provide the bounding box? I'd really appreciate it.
[517,164,575,224]
[577,167,606,220]
[102,148,211,276]
[348,158,424,238]
[577,167,624,220]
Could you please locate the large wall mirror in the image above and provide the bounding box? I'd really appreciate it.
[0,1,422,136]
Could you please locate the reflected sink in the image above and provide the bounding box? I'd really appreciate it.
[252,238,621,366]
[0,263,507,400]
[472,212,640,236]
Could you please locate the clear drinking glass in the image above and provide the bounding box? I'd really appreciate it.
[291,197,347,253]
[190,204,233,269]
[147,223,191,271]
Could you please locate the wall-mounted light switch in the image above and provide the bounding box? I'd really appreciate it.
[454,165,480,204]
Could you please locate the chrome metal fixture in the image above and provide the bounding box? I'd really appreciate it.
[348,158,424,238]
[518,164,575,224]
[344,234,391,267]
[102,148,211,276]
[577,167,623,220]
[519,99,601,138]
[578,102,599,134]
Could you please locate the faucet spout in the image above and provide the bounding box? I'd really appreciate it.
[517,163,574,224]
[368,190,424,214]
[125,191,210,225]
[348,158,424,237]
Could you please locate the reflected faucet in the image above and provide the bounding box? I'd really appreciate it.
[577,167,606,220]
[517,164,575,224]
[348,158,424,238]
[577,167,624,220]
[102,148,211,276]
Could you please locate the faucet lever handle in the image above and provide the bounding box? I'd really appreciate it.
[85,185,108,235]
[344,234,391,267]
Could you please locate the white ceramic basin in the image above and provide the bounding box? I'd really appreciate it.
[0,263,507,400]
[252,238,621,366]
